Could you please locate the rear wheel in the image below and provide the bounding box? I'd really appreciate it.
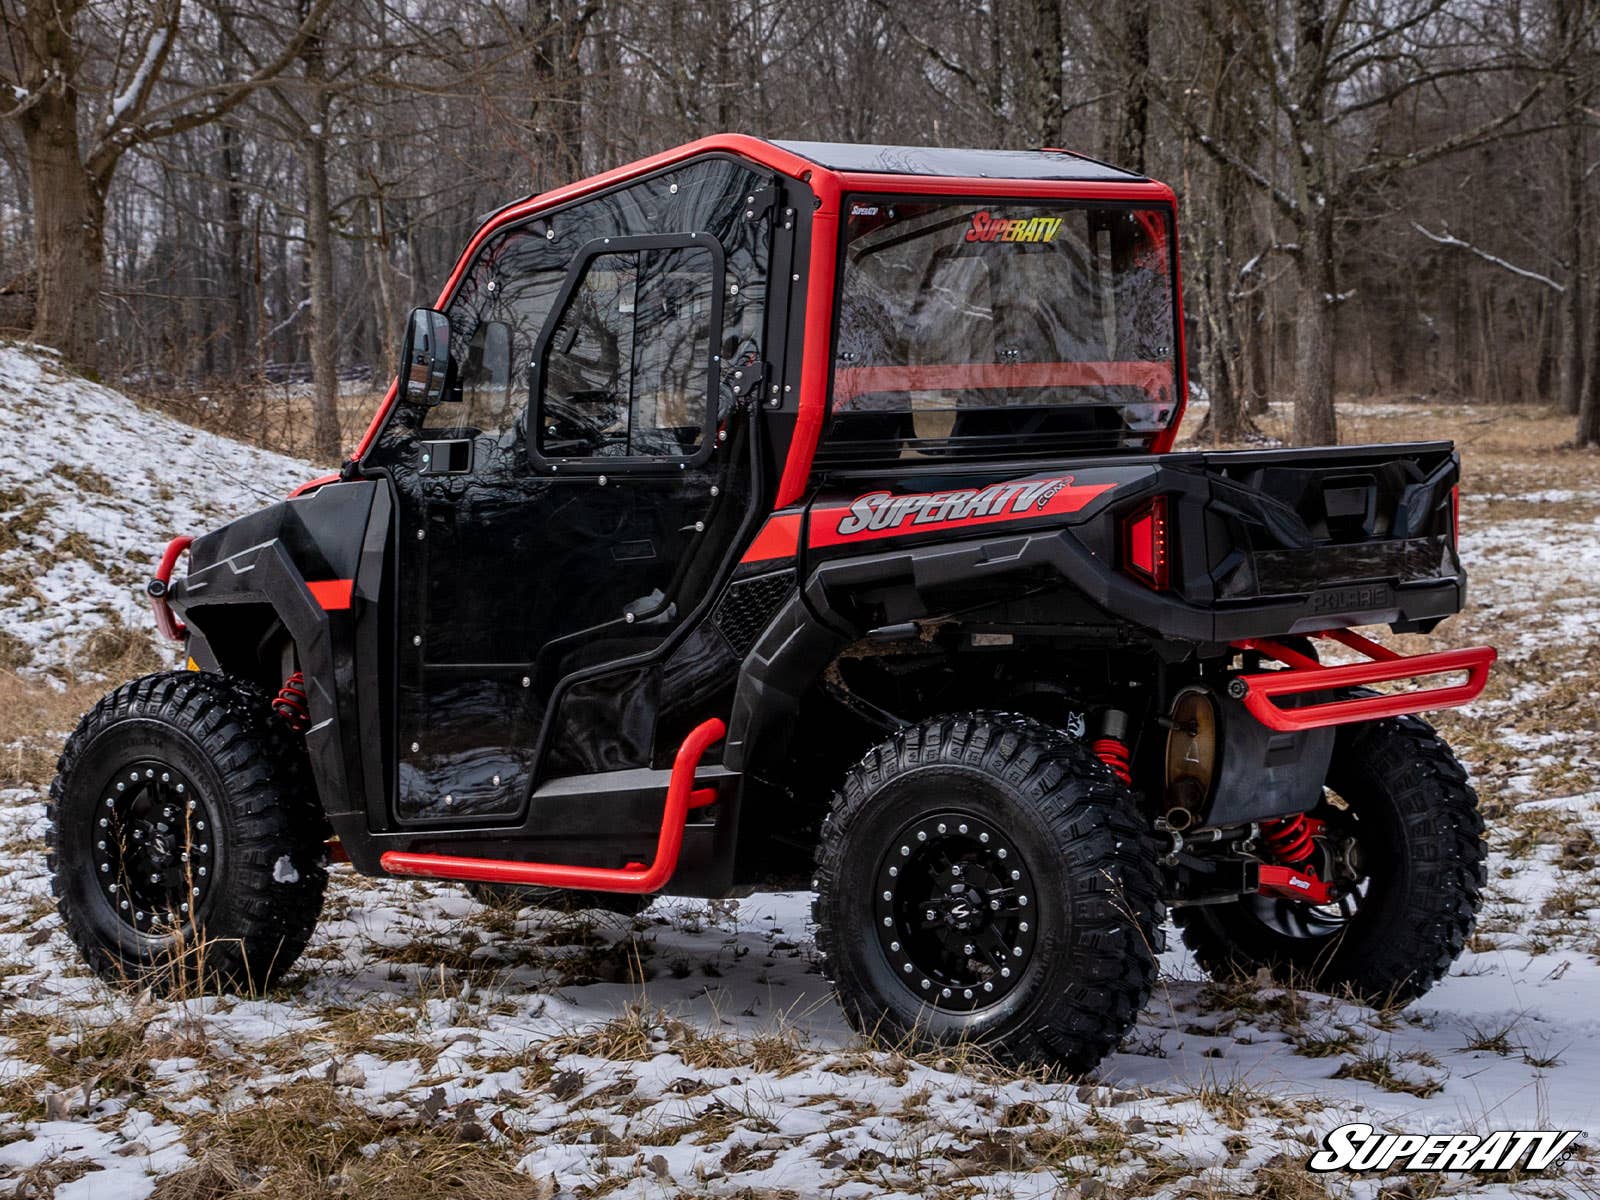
[49,672,328,993]
[813,713,1163,1071]
[1175,713,1484,1005]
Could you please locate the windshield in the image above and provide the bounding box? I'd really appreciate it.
[827,198,1178,461]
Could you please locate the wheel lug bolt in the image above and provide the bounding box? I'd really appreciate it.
[198,867,208,877]
[120,900,128,910]
[941,987,951,997]
[997,848,1007,859]
[963,944,974,955]
[888,866,898,877]
[1019,896,1029,907]
[916,831,927,842]
[135,911,145,922]
[882,891,892,901]
[925,910,937,921]
[192,887,200,896]
[989,900,1000,910]
[1011,870,1020,881]
[951,866,962,877]
[883,917,893,927]
[176,783,185,794]
[983,982,994,992]
[979,833,989,843]
[198,845,208,854]
[116,784,124,793]
[129,772,139,782]
[1012,946,1023,957]
[920,979,931,990]
[890,941,900,951]
[958,824,968,833]
[96,840,105,851]
[903,963,913,973]
[180,903,189,913]
[1019,922,1029,933]
[900,846,910,857]
[937,823,946,834]
[150,874,160,883]
[145,769,154,779]
[99,863,109,874]
[99,818,108,827]
[963,989,973,999]
[1001,967,1011,978]
[161,773,170,782]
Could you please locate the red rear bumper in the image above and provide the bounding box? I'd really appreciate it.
[1231,629,1496,732]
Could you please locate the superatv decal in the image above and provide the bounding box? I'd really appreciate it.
[965,211,1063,244]
[811,474,1115,547]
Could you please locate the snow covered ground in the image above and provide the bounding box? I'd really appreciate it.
[1,349,1596,1197]
[0,342,309,680]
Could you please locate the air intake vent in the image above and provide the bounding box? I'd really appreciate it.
[713,569,795,657]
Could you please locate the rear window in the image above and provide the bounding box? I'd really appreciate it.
[825,199,1179,462]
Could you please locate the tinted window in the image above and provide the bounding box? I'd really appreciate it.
[540,244,716,459]
[828,200,1178,461]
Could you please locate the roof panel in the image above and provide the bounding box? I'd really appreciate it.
[771,140,1144,182]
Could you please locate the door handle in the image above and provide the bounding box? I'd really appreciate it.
[420,440,472,475]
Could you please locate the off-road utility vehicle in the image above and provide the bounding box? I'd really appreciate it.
[52,136,1494,1070]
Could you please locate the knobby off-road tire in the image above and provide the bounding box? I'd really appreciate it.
[49,671,328,993]
[463,881,650,917]
[1175,712,1485,1005]
[812,713,1164,1072]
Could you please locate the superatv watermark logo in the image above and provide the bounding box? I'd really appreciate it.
[1308,1123,1580,1174]
[965,211,1063,244]
[835,476,1083,537]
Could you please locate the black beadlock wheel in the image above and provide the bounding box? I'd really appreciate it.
[812,713,1164,1071]
[1175,712,1485,1005]
[48,671,329,993]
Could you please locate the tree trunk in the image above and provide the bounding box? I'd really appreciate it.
[1112,0,1150,172]
[1578,274,1600,447]
[19,90,104,371]
[1557,0,1585,415]
[1023,0,1064,147]
[1292,214,1338,444]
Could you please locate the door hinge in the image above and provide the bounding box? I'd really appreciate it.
[724,359,770,403]
[742,183,779,222]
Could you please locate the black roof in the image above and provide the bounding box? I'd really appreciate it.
[772,140,1145,183]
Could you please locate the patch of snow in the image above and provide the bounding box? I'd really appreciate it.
[0,340,312,674]
[273,855,300,884]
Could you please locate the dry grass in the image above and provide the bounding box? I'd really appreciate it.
[151,1079,550,1200]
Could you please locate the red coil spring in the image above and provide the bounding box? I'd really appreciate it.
[1092,737,1133,786]
[272,671,310,733]
[1261,814,1316,865]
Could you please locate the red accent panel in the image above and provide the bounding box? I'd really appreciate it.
[289,473,340,499]
[150,535,194,642]
[775,169,843,508]
[739,512,803,564]
[326,840,350,864]
[306,579,355,610]
[832,360,1172,406]
[1256,863,1333,905]
[808,475,1114,548]
[1232,634,1496,731]
[378,717,727,894]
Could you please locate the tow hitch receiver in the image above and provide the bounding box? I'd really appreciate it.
[1231,628,1495,732]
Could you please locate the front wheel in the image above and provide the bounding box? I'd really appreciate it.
[1175,713,1485,1005]
[812,713,1164,1072]
[48,672,328,993]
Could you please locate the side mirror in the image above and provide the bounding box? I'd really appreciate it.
[398,308,452,406]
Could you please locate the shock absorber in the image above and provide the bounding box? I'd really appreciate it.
[1261,814,1317,866]
[1092,709,1133,787]
[272,670,310,733]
